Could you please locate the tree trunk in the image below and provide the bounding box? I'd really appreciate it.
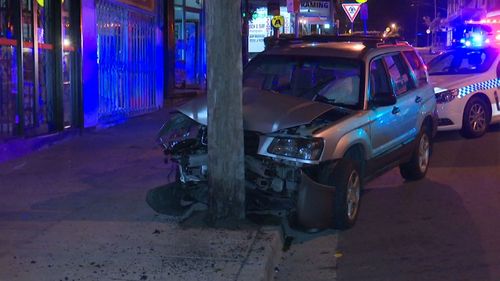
[206,0,246,222]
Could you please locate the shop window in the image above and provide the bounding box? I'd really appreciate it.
[186,0,202,9]
[0,0,17,138]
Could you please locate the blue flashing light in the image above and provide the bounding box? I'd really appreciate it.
[460,38,466,44]
[472,33,484,44]
[465,40,472,47]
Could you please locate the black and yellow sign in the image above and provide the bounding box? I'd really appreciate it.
[272,16,285,29]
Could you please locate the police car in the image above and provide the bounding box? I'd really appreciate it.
[428,46,500,138]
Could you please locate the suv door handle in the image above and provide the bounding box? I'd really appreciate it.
[415,96,422,103]
[392,106,400,114]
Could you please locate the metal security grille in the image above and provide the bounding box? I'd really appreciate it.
[96,0,158,122]
[0,46,17,138]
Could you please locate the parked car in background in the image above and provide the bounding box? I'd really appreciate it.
[428,46,500,138]
[158,36,437,230]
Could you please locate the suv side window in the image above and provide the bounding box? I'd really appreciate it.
[369,58,392,99]
[403,51,428,87]
[383,54,415,96]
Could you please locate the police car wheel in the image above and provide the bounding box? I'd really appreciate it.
[461,97,489,139]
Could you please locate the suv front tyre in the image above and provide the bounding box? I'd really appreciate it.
[319,159,362,229]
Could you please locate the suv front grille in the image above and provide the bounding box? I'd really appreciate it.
[244,131,261,155]
[200,129,260,155]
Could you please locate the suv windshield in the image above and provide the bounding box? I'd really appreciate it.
[428,48,498,75]
[243,55,364,109]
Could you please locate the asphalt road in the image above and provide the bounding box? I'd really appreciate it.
[276,124,500,281]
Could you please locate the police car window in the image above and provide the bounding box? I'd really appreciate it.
[403,51,428,87]
[428,48,498,75]
[383,54,415,96]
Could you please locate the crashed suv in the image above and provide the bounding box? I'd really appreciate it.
[158,38,437,229]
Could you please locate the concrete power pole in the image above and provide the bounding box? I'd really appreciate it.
[205,0,246,222]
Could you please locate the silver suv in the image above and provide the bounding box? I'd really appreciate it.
[158,37,437,229]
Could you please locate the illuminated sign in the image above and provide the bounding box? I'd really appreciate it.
[249,7,291,53]
[300,1,330,17]
[342,3,361,23]
[356,0,367,3]
[118,0,155,12]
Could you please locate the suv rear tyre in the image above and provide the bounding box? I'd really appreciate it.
[319,160,362,229]
[399,127,431,181]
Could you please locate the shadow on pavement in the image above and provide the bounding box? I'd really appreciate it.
[336,178,490,281]
[430,125,500,168]
[434,123,500,144]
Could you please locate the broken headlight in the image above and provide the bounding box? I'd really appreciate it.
[157,113,202,152]
[267,137,324,160]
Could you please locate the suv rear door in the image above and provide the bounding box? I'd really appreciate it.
[368,57,403,157]
[382,53,420,144]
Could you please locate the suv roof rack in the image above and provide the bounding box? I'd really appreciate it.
[264,34,409,50]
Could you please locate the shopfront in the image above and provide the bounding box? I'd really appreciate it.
[96,0,162,123]
[247,0,334,57]
[174,0,205,88]
[0,0,166,141]
[298,0,333,35]
[0,0,80,140]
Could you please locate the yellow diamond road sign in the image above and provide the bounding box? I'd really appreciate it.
[272,16,285,29]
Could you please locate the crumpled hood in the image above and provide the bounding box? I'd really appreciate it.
[177,87,340,134]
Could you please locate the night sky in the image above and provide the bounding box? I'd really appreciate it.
[337,0,448,44]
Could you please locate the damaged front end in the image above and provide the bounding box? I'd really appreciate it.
[157,111,340,229]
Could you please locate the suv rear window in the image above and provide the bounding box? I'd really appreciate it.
[244,55,364,109]
[403,51,428,86]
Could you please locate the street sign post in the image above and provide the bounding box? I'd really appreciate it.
[267,0,280,16]
[287,0,300,13]
[287,0,300,38]
[342,3,361,32]
[360,3,368,35]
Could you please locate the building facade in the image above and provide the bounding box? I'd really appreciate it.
[448,0,500,20]
[0,0,204,143]
[445,0,500,45]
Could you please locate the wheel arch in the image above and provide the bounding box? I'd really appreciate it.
[331,128,371,161]
[467,92,492,122]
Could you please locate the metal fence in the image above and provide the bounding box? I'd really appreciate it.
[96,0,158,123]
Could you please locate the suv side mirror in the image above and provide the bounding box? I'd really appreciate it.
[371,94,397,107]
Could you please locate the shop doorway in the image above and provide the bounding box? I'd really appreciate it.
[174,1,205,89]
[0,0,80,139]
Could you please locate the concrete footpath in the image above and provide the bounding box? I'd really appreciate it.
[0,106,282,281]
